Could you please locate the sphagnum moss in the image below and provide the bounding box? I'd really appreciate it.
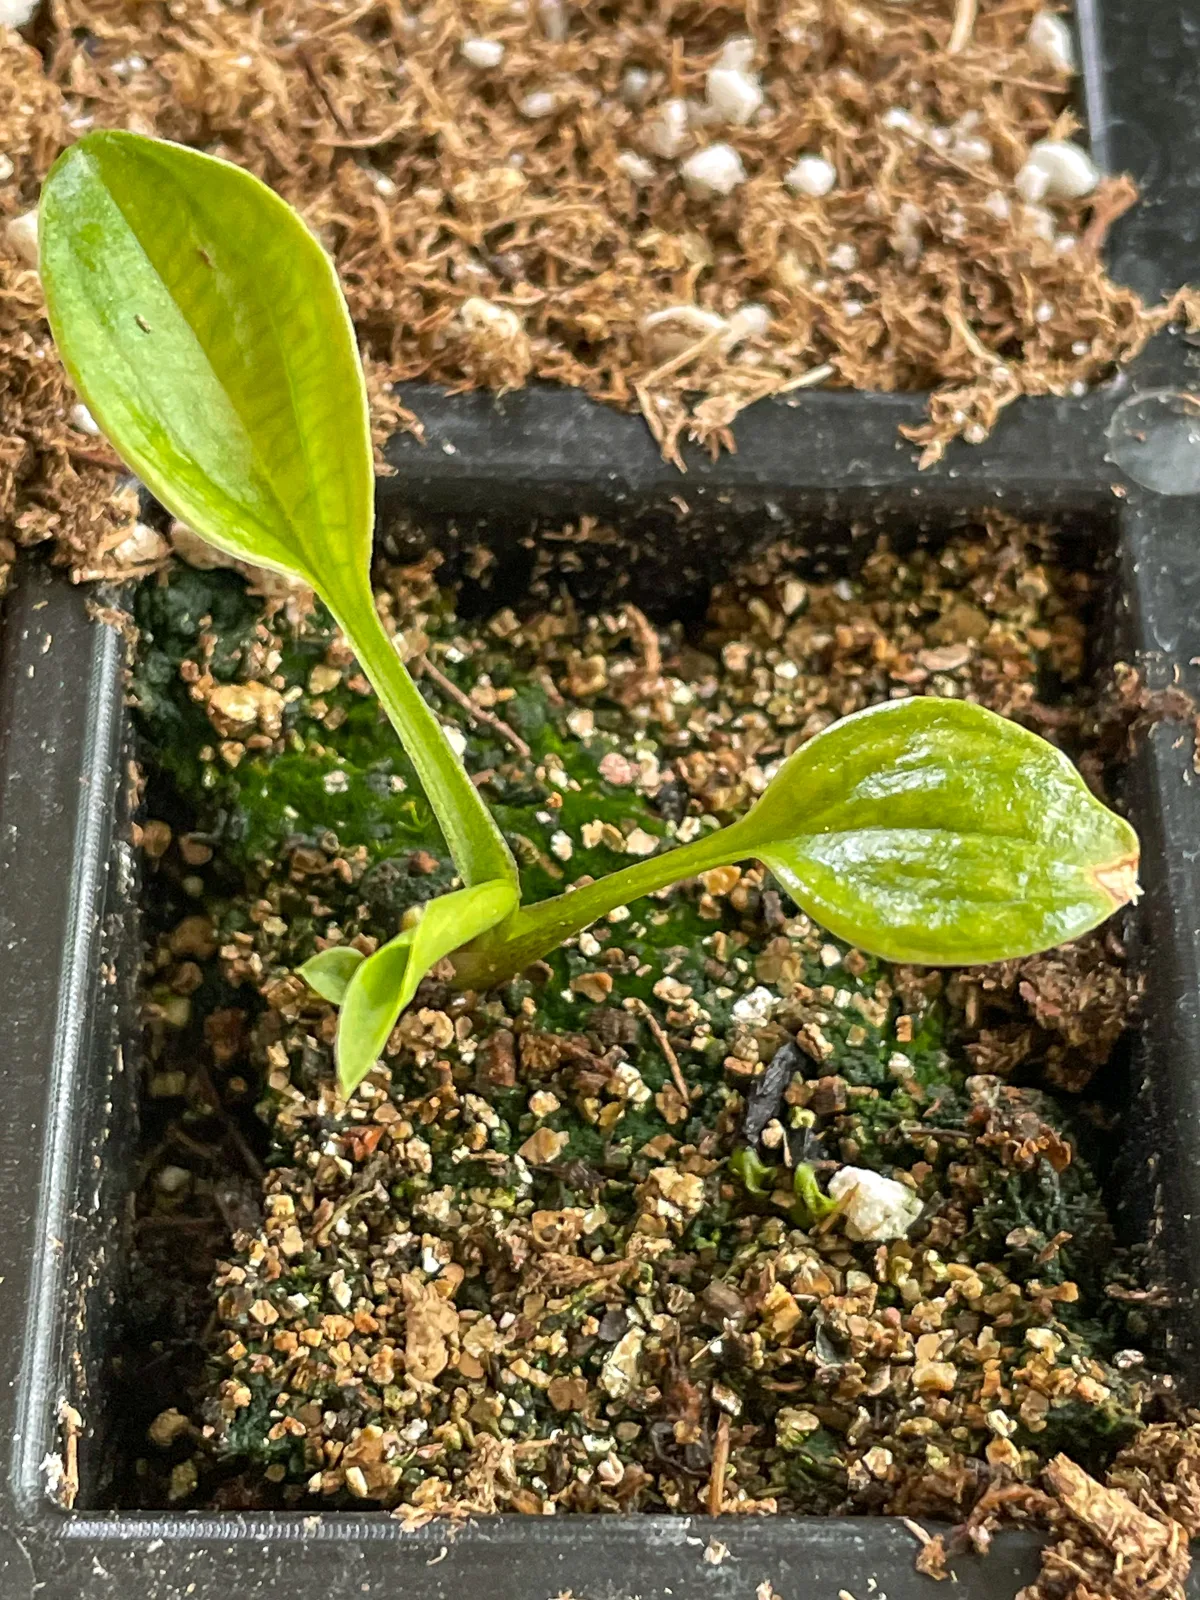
[130,516,1169,1525]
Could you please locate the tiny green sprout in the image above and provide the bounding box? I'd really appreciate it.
[729,1148,835,1228]
[729,1146,775,1198]
[40,131,1143,1096]
[790,1164,837,1230]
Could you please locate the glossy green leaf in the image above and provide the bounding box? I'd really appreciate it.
[40,131,516,892]
[40,130,372,603]
[298,946,364,1005]
[469,696,1139,986]
[736,697,1140,965]
[337,880,517,1094]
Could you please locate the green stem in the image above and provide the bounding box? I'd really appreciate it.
[451,814,758,988]
[321,586,517,890]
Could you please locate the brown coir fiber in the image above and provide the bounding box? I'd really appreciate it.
[0,30,135,589]
[0,2,1195,585]
[31,3,1200,454]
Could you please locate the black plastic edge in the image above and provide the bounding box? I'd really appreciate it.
[377,382,1127,518]
[1117,495,1200,1383]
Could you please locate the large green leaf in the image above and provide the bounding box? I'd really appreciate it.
[736,697,1139,965]
[39,130,372,606]
[40,131,517,892]
[337,880,517,1094]
[471,696,1139,985]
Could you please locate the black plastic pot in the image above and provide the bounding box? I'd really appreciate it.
[3,4,1200,1596]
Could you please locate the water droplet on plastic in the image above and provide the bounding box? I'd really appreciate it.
[1107,390,1200,496]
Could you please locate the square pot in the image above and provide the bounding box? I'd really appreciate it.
[2,1,1200,1594]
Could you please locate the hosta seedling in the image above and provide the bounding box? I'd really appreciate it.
[40,131,1141,1097]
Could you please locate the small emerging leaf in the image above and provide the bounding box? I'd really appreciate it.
[335,928,415,1099]
[298,946,364,1005]
[736,697,1139,965]
[791,1164,837,1228]
[730,1146,775,1197]
[337,880,517,1095]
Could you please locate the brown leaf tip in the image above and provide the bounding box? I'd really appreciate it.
[1092,853,1142,909]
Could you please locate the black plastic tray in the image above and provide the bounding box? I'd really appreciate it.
[3,2,1200,1595]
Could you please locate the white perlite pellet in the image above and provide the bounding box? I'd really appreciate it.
[519,90,557,119]
[3,207,38,266]
[727,302,770,342]
[537,0,567,41]
[616,149,656,184]
[828,1167,924,1242]
[460,37,504,68]
[644,98,690,159]
[953,134,992,165]
[69,403,101,436]
[784,154,836,197]
[621,66,653,106]
[0,0,38,25]
[706,36,763,125]
[680,142,746,198]
[1027,10,1075,74]
[1016,139,1099,202]
[460,296,523,338]
[730,985,777,1025]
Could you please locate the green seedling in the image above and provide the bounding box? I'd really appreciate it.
[40,131,1142,1096]
[730,1147,837,1227]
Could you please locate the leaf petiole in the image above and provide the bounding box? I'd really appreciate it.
[323,587,518,892]
[450,812,758,989]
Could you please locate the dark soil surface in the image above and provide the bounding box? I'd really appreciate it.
[117,515,1187,1546]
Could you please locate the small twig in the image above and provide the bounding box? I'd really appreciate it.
[961,67,1071,92]
[628,998,690,1105]
[707,1412,731,1517]
[488,203,606,228]
[634,381,677,466]
[945,300,994,364]
[62,442,123,468]
[623,603,663,684]
[1081,175,1139,257]
[400,57,467,158]
[295,46,351,136]
[313,1174,381,1247]
[314,115,413,149]
[813,1182,854,1236]
[915,129,988,182]
[641,326,727,388]
[135,1214,228,1232]
[774,362,836,395]
[168,1125,226,1163]
[948,0,977,52]
[533,666,565,708]
[417,655,532,760]
[58,1403,82,1510]
[291,0,379,42]
[194,1062,265,1181]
